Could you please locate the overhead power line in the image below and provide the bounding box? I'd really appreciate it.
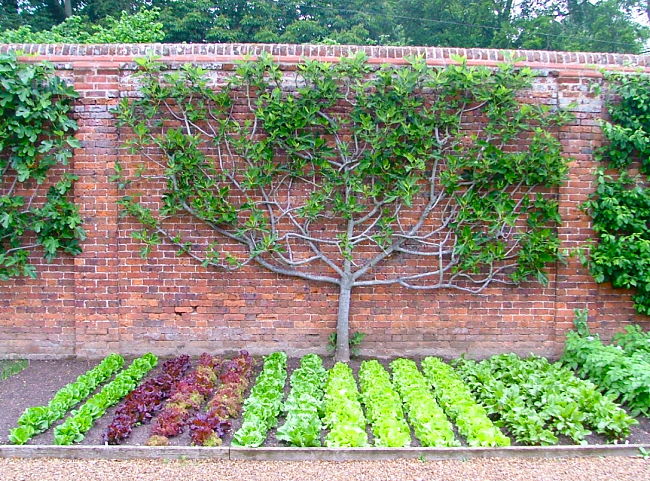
[313,5,648,52]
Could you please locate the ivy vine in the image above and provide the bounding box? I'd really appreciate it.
[585,72,650,314]
[0,53,85,280]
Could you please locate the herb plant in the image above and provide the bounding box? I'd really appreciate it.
[563,310,650,417]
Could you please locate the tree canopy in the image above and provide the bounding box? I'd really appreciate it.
[1,0,648,53]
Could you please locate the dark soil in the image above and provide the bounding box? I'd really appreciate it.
[0,355,649,448]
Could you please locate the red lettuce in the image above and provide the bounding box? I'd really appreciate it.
[189,351,254,446]
[147,353,221,444]
[103,354,191,444]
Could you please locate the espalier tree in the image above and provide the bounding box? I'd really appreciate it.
[115,54,570,361]
[0,53,84,280]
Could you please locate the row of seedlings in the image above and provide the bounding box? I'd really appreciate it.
[104,355,192,444]
[456,354,637,445]
[231,351,288,447]
[9,353,125,445]
[276,354,328,447]
[389,358,459,447]
[190,351,255,446]
[420,357,509,446]
[147,353,221,446]
[358,360,412,447]
[323,362,368,447]
[54,353,158,445]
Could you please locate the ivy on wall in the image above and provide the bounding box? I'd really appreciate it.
[585,73,650,314]
[0,53,85,280]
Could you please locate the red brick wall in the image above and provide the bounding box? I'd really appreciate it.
[1,43,649,359]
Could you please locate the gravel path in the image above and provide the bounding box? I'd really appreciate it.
[0,457,647,481]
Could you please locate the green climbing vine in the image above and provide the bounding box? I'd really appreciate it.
[0,52,85,280]
[585,72,650,314]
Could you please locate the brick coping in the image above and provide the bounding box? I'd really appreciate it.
[1,43,648,71]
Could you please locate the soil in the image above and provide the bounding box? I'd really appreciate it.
[0,355,649,447]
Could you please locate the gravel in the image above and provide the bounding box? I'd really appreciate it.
[0,457,647,481]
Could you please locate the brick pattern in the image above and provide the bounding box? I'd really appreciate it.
[1,44,649,359]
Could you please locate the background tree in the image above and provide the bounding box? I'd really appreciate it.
[114,54,570,360]
[1,0,647,53]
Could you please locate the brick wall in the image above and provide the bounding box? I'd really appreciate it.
[1,43,650,360]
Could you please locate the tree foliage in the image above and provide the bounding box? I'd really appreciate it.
[0,7,164,44]
[0,53,85,280]
[114,54,570,360]
[585,73,650,314]
[0,0,648,53]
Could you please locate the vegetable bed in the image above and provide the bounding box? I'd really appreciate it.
[0,353,649,448]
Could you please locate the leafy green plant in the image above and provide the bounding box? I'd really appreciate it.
[323,362,368,447]
[358,360,411,447]
[0,8,164,43]
[563,310,650,417]
[8,354,124,445]
[114,53,571,361]
[327,331,366,357]
[420,357,509,447]
[585,72,650,313]
[54,353,158,445]
[613,325,650,355]
[276,354,327,447]
[0,359,28,381]
[389,358,458,447]
[0,52,84,280]
[232,351,287,447]
[458,352,636,445]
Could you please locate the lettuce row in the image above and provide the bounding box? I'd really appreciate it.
[389,358,458,447]
[455,357,559,445]
[276,354,327,447]
[358,360,411,447]
[420,357,509,447]
[323,362,368,447]
[232,351,287,447]
[8,353,124,445]
[53,353,158,445]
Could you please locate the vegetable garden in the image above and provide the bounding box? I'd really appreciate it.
[1,318,649,449]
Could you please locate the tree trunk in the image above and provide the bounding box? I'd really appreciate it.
[334,282,352,362]
[64,0,73,17]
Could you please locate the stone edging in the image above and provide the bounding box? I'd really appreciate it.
[0,444,648,461]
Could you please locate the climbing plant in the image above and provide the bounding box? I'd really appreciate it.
[0,53,84,280]
[584,72,650,314]
[114,53,571,361]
